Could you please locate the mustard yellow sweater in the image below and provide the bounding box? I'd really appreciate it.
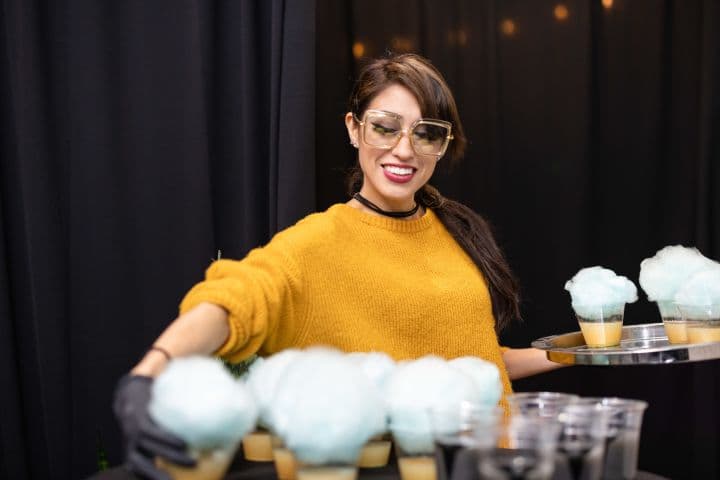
[179,203,512,398]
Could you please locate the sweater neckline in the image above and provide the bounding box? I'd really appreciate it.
[332,203,436,232]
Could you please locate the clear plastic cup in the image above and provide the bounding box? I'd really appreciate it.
[242,428,274,461]
[475,415,561,480]
[655,301,687,344]
[574,397,648,480]
[676,303,720,344]
[272,435,300,480]
[392,427,437,480]
[507,392,579,419]
[356,433,392,468]
[428,403,503,480]
[156,442,239,480]
[555,404,611,480]
[574,303,626,348]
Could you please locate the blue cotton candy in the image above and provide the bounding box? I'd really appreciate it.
[346,351,397,391]
[270,348,386,465]
[640,245,718,302]
[448,357,502,407]
[245,349,302,429]
[385,356,484,455]
[675,267,720,316]
[564,266,637,319]
[149,356,258,450]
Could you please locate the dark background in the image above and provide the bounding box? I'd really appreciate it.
[1,0,718,478]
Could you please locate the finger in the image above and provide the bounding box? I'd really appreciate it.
[126,449,173,480]
[137,437,196,467]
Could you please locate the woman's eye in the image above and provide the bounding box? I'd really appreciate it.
[413,129,440,142]
[371,123,398,135]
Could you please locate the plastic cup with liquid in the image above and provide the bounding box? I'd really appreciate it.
[676,303,720,344]
[271,434,300,480]
[428,403,503,480]
[241,427,274,461]
[475,415,561,480]
[155,442,240,480]
[357,433,392,468]
[391,425,437,480]
[654,301,687,344]
[574,397,648,480]
[573,303,626,348]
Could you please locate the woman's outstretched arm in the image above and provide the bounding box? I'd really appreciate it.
[502,347,567,380]
[131,302,230,377]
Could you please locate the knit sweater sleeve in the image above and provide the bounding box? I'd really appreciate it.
[178,235,303,363]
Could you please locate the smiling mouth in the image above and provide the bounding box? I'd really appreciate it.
[382,164,416,176]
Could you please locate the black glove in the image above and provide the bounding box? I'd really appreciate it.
[113,374,196,480]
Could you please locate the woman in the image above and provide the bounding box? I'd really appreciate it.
[114,53,562,479]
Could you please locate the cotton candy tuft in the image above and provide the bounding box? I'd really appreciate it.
[149,356,257,450]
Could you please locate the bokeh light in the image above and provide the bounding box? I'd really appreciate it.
[352,41,365,59]
[500,19,516,36]
[554,4,569,21]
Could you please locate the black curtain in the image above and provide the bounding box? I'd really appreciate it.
[0,0,314,478]
[317,0,719,478]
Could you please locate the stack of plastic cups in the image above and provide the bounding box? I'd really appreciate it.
[554,404,611,480]
[474,414,561,480]
[428,402,503,480]
[575,397,648,480]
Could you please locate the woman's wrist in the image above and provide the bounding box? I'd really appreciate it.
[131,348,171,377]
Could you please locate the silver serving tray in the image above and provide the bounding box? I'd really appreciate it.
[532,323,720,365]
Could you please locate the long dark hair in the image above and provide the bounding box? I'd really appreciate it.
[347,53,521,332]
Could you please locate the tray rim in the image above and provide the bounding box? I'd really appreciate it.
[531,322,720,365]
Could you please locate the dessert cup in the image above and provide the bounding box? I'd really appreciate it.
[574,303,625,348]
[357,433,392,468]
[156,442,238,480]
[273,435,300,480]
[241,428,274,461]
[676,303,720,344]
[392,427,437,480]
[655,301,687,344]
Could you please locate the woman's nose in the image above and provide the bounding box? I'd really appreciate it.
[392,132,414,158]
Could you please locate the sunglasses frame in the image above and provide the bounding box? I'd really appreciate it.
[353,109,454,158]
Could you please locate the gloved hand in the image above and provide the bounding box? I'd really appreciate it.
[113,374,196,480]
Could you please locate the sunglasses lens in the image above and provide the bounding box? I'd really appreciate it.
[363,114,402,148]
[411,123,450,155]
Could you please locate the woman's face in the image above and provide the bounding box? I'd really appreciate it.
[345,84,440,211]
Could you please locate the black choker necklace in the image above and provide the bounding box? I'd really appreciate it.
[353,193,420,218]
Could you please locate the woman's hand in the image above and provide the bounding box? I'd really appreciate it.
[113,375,195,480]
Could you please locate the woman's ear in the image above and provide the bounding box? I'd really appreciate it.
[345,112,359,148]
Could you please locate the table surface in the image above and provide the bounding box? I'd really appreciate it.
[88,452,670,480]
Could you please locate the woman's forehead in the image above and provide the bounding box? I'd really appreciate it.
[366,84,422,121]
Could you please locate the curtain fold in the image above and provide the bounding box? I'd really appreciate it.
[0,0,315,478]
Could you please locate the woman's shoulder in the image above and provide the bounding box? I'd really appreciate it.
[270,204,351,250]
